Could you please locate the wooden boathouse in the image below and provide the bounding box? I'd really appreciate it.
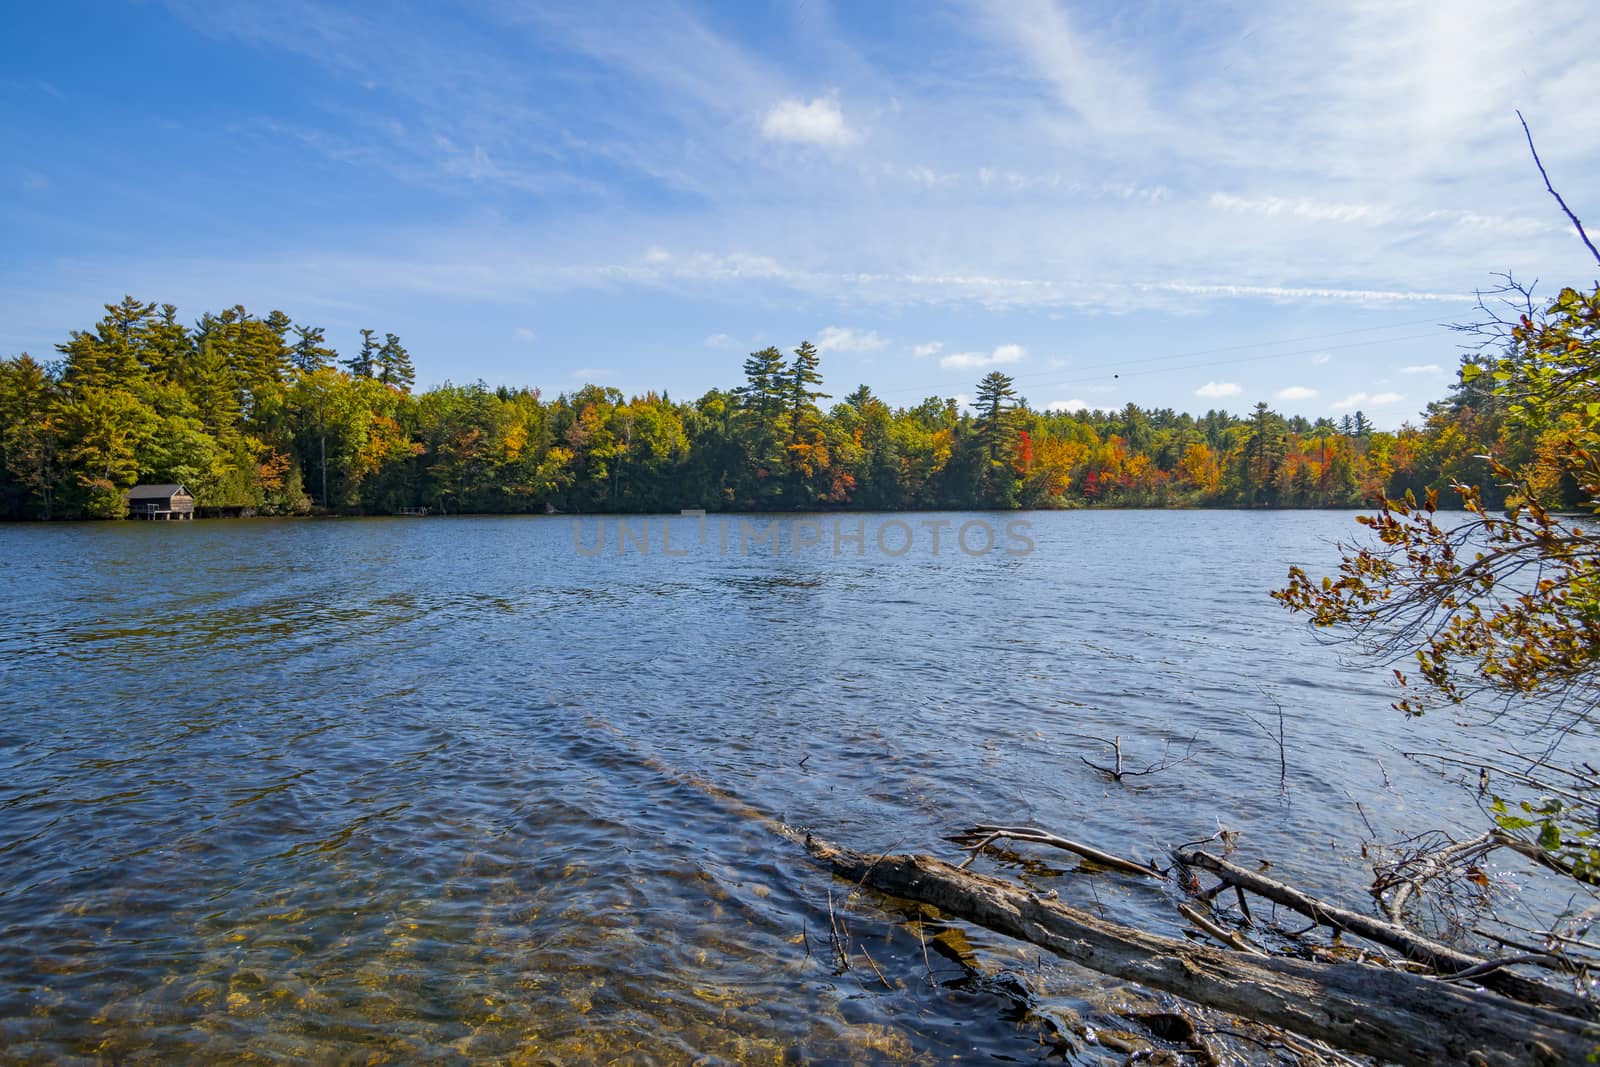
[125,484,196,520]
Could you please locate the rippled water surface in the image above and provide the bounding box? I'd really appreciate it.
[0,511,1480,1063]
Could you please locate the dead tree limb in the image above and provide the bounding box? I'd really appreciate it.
[1373,829,1499,923]
[1519,109,1600,269]
[1174,847,1595,1019]
[951,824,1163,879]
[805,834,1597,1067]
[1178,902,1265,956]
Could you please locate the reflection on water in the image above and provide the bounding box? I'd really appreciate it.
[0,512,1477,1061]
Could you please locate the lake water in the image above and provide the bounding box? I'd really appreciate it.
[0,511,1484,1063]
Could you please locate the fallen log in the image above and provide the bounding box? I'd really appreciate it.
[1174,847,1595,1019]
[806,835,1597,1067]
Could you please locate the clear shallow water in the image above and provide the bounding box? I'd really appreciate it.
[0,511,1482,1063]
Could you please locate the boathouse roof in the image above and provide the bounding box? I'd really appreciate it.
[125,484,192,501]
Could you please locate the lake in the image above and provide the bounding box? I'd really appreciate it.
[0,511,1481,1062]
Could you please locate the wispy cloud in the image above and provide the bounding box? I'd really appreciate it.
[1400,363,1443,374]
[513,326,537,343]
[704,332,734,349]
[12,0,1599,419]
[940,343,1026,370]
[1274,385,1318,401]
[1331,390,1405,409]
[1210,193,1377,224]
[1197,381,1242,398]
[814,326,887,353]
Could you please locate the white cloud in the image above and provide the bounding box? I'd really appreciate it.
[513,327,537,343]
[1211,193,1378,224]
[761,96,858,147]
[940,343,1026,370]
[704,332,734,349]
[573,367,613,380]
[643,246,673,264]
[912,341,943,358]
[1196,381,1242,398]
[1310,353,1332,366]
[977,0,1160,136]
[1150,282,1462,304]
[1274,385,1318,401]
[1400,363,1443,374]
[814,326,888,353]
[1331,391,1405,409]
[1047,399,1119,414]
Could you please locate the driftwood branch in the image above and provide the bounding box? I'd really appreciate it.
[951,824,1163,879]
[805,834,1598,1067]
[1078,734,1197,781]
[1518,109,1600,269]
[1174,847,1595,1019]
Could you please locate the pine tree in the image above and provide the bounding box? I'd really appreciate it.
[735,346,788,478]
[735,346,786,422]
[58,296,155,391]
[290,325,336,375]
[142,304,192,384]
[787,340,828,440]
[377,332,415,392]
[0,355,61,516]
[975,370,1019,460]
[345,329,378,378]
[1242,401,1286,504]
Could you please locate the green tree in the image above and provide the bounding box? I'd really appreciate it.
[290,324,336,375]
[975,371,1019,461]
[786,341,828,441]
[58,296,155,391]
[57,387,157,517]
[377,332,416,392]
[345,329,379,378]
[1241,401,1286,505]
[0,354,62,517]
[1277,279,1600,892]
[735,346,788,494]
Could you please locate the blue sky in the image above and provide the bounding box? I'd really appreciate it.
[4,1,1598,425]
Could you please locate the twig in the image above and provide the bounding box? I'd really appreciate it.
[1178,902,1266,955]
[1518,109,1600,268]
[1248,687,1288,794]
[859,945,893,989]
[1080,734,1198,782]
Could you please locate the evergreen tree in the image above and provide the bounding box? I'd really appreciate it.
[787,340,828,440]
[0,355,61,517]
[290,325,336,375]
[735,346,788,482]
[142,304,192,384]
[975,371,1019,460]
[1242,401,1286,504]
[736,346,786,422]
[59,297,155,391]
[377,332,415,392]
[345,329,378,378]
[844,384,875,414]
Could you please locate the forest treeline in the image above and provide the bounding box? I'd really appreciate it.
[0,295,1542,519]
